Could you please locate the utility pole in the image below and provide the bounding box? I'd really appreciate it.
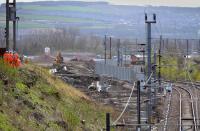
[5,0,18,52]
[162,39,164,54]
[199,39,200,55]
[109,37,112,59]
[175,39,177,49]
[120,47,123,66]
[143,47,146,76]
[117,39,120,66]
[187,39,189,59]
[153,52,157,106]
[137,81,141,131]
[6,0,9,51]
[13,0,17,51]
[124,46,127,65]
[138,43,146,76]
[166,38,168,51]
[158,35,162,92]
[139,43,146,75]
[142,47,145,65]
[145,13,156,130]
[104,35,107,64]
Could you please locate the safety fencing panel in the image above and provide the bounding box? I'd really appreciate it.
[95,62,136,83]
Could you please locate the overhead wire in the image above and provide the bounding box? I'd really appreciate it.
[144,72,153,85]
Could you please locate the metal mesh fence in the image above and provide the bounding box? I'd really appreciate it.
[95,61,136,83]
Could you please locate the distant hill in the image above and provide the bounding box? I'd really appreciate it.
[0,1,200,39]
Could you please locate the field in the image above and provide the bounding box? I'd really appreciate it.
[19,5,102,13]
[0,3,105,29]
[0,1,200,38]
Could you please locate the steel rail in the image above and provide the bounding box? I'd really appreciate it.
[173,87,182,131]
[163,90,172,131]
[175,81,200,129]
[174,85,197,131]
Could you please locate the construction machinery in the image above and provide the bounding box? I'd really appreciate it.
[1,0,21,67]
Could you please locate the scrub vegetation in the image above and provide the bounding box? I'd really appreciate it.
[0,60,114,131]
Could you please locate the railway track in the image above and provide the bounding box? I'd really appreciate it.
[78,81,146,130]
[173,85,198,131]
[164,87,180,131]
[176,81,200,129]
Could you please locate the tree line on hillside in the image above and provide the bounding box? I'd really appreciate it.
[0,27,104,55]
[1,27,200,57]
[0,27,138,56]
[17,28,105,55]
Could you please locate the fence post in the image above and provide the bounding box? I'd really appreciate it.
[106,113,110,131]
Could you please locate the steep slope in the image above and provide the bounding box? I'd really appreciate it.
[0,60,114,131]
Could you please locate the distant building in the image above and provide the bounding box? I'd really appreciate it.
[44,47,50,56]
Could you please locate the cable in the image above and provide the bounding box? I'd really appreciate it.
[112,82,136,125]
[144,72,153,85]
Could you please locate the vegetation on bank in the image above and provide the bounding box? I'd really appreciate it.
[159,56,200,81]
[0,60,114,131]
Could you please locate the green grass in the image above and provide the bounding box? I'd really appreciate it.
[0,112,17,131]
[0,60,115,130]
[20,5,101,13]
[0,60,18,82]
[19,14,97,23]
[0,13,101,29]
[16,82,27,92]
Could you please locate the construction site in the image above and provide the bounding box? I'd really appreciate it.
[1,0,200,131]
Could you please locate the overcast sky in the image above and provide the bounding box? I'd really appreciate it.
[0,0,200,7]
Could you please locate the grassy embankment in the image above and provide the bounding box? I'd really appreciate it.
[0,60,114,131]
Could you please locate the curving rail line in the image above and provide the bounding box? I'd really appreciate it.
[173,85,197,131]
[175,81,200,130]
[172,87,182,131]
